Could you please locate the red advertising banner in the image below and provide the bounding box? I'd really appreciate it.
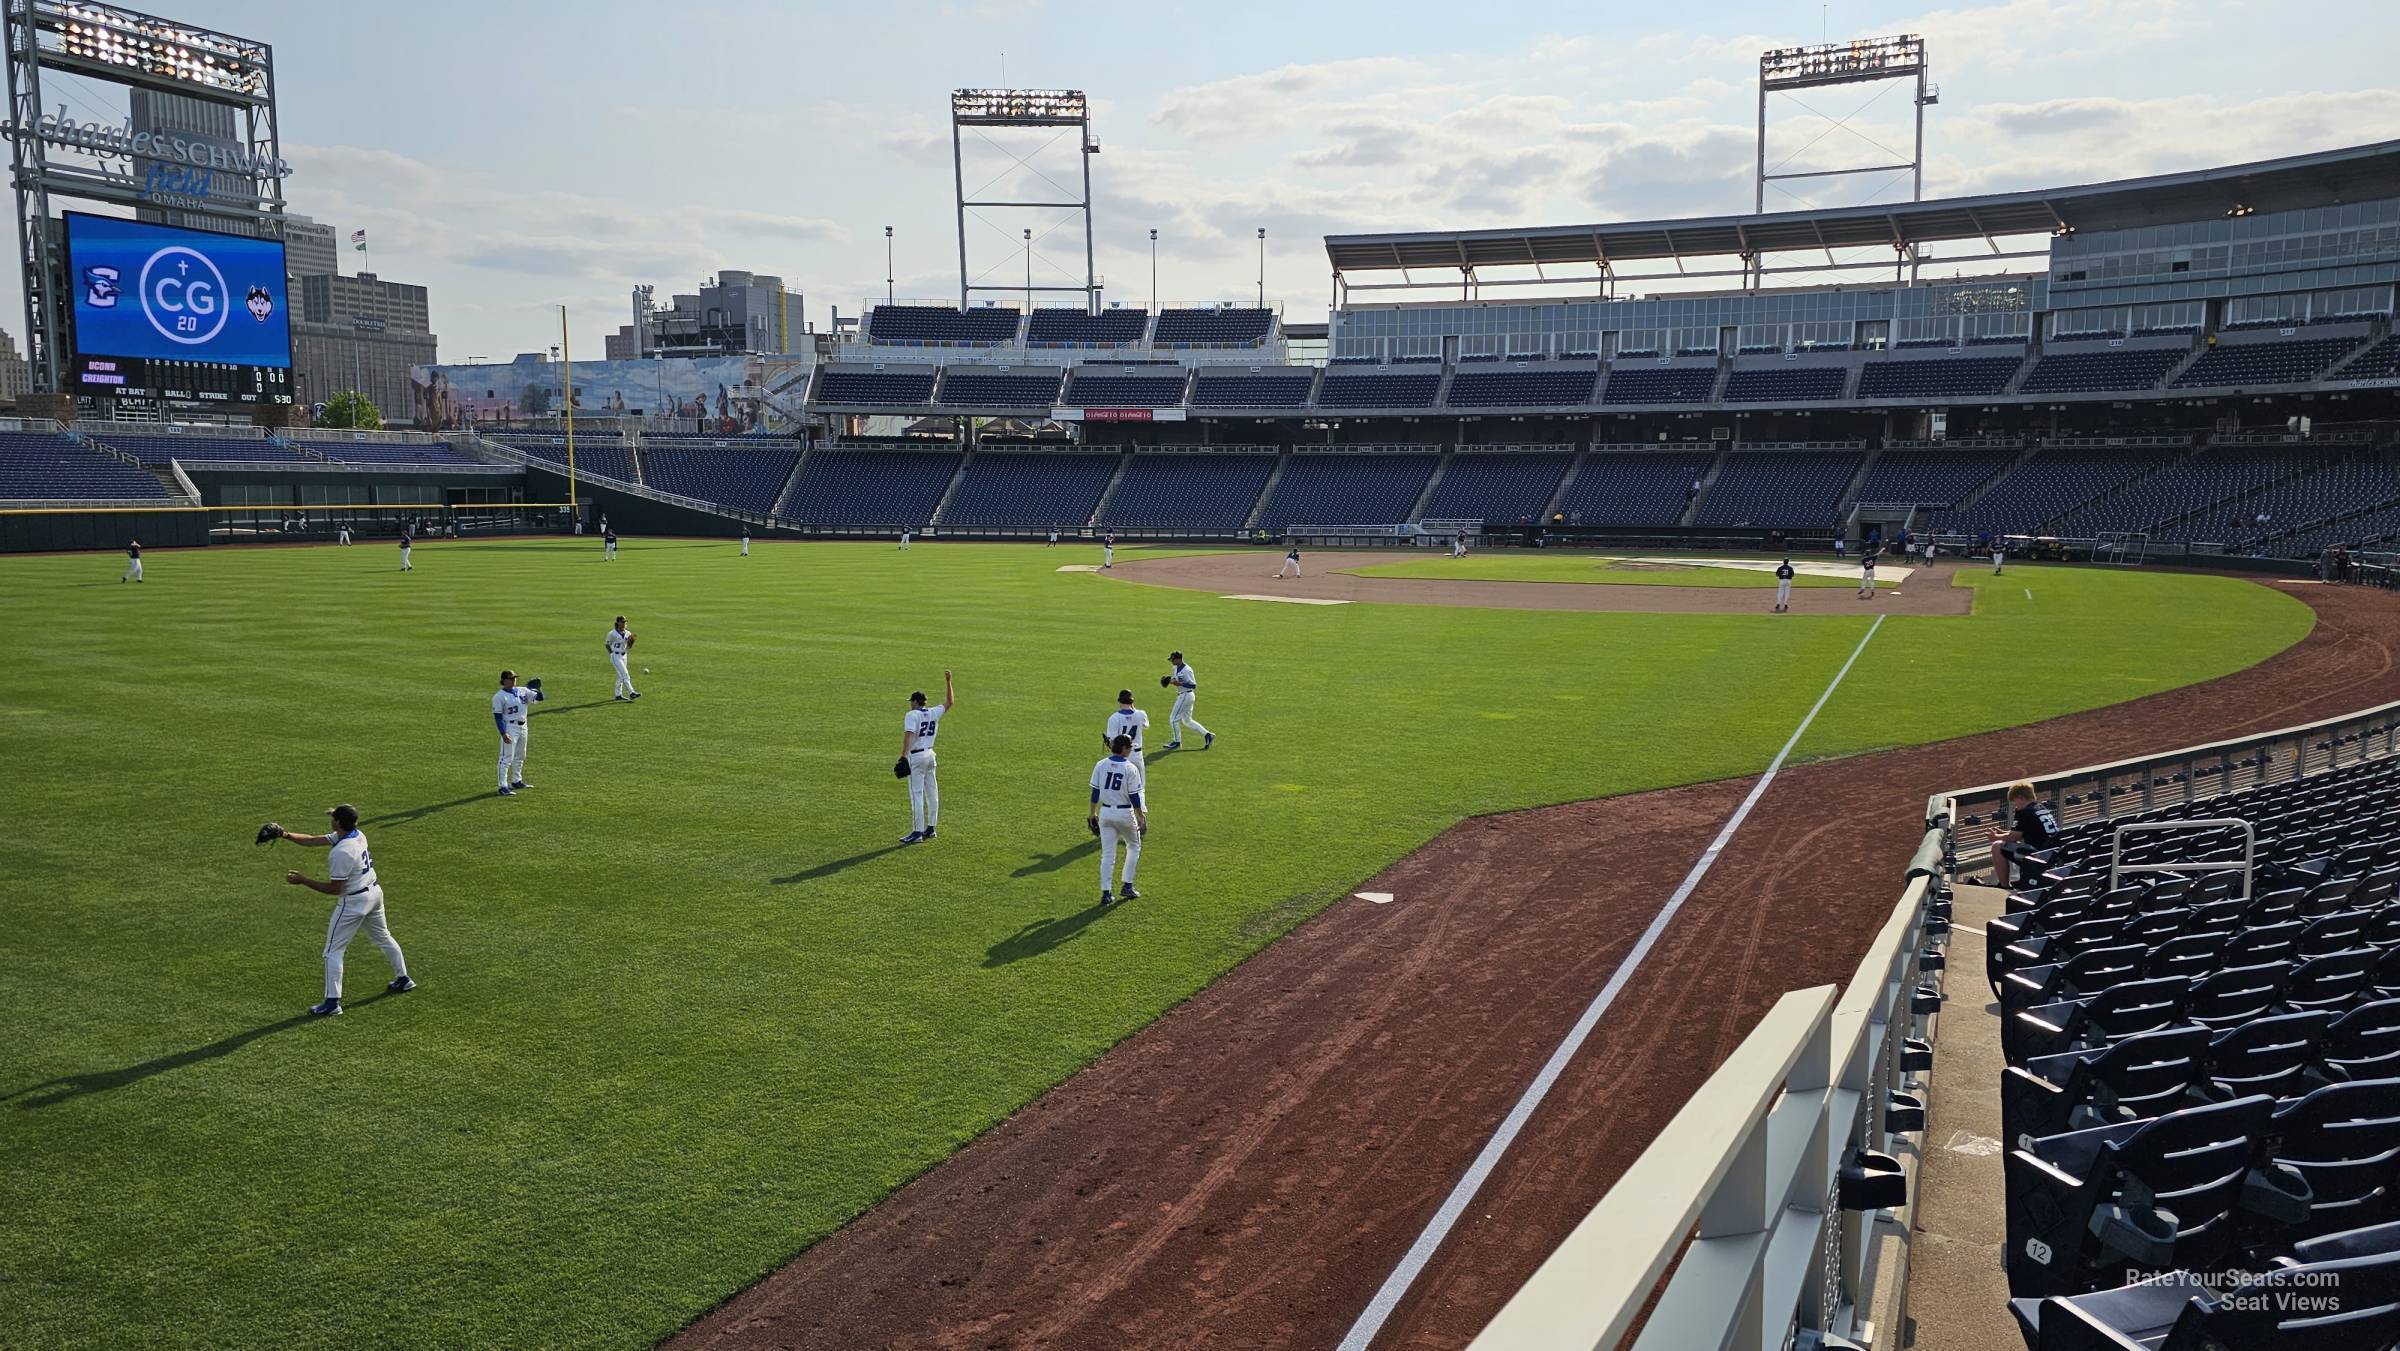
[1080,407,1154,422]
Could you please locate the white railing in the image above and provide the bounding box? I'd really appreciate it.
[465,435,769,523]
[1937,697,2400,839]
[1473,862,1941,1350]
[2107,818,2255,897]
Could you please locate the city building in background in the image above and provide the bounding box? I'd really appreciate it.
[605,272,799,359]
[285,225,439,419]
[0,328,29,404]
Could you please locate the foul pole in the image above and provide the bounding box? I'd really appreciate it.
[560,306,577,509]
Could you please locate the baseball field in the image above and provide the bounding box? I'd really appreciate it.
[0,538,2317,1347]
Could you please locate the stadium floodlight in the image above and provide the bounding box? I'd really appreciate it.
[951,88,1088,127]
[1755,33,1936,223]
[950,88,1099,313]
[42,1,269,99]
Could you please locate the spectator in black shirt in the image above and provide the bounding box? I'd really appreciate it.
[1986,781,2060,888]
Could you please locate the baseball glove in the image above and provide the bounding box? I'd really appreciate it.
[1086,817,1101,837]
[526,677,542,692]
[1159,674,1172,688]
[254,822,285,845]
[893,757,911,780]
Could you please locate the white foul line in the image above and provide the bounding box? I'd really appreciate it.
[1335,614,1886,1351]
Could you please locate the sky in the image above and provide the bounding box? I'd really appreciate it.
[10,0,2398,361]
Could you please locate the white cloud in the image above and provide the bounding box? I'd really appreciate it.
[1151,58,1424,139]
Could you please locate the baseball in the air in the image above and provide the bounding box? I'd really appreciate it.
[643,666,651,674]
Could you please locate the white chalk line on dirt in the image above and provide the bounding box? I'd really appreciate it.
[1336,613,1887,1351]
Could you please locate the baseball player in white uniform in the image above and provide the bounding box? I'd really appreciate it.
[121,539,143,583]
[1858,550,1878,599]
[492,669,544,795]
[1992,541,2006,575]
[1089,734,1148,906]
[900,670,955,843]
[398,532,413,571]
[1275,545,1301,578]
[740,527,750,557]
[1102,532,1115,569]
[899,529,912,550]
[338,524,351,545]
[1106,688,1151,805]
[603,527,619,562]
[606,616,641,700]
[270,803,414,1017]
[1774,559,1794,612]
[1162,650,1213,751]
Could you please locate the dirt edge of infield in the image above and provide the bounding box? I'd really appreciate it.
[666,578,2396,1351]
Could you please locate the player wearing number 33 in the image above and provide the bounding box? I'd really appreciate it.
[900,669,956,844]
[265,803,414,1018]
[1090,733,1148,906]
[492,669,543,795]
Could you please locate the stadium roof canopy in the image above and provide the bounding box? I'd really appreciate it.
[1324,140,2400,277]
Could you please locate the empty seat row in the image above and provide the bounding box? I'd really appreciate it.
[940,452,1117,527]
[865,305,1022,344]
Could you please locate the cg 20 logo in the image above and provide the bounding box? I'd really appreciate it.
[136,246,230,346]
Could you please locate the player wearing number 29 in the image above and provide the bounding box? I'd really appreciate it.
[1090,733,1148,906]
[1162,651,1213,751]
[270,804,414,1017]
[900,670,956,844]
[607,616,640,701]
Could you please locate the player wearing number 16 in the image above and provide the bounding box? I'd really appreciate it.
[1090,733,1148,906]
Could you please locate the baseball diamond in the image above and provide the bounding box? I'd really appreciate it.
[8,7,2400,1349]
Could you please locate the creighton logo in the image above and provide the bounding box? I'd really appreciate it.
[137,246,229,346]
[83,265,120,307]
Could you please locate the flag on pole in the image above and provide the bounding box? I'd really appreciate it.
[350,229,367,252]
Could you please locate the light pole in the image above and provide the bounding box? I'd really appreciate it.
[1256,227,1266,309]
[1023,228,1033,312]
[1149,228,1158,312]
[884,226,894,306]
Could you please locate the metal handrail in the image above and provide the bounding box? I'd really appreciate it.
[2107,818,2256,898]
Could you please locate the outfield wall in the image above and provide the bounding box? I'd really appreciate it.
[0,506,210,553]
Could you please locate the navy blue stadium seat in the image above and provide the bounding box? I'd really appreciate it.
[778,449,960,526]
[815,370,937,405]
[0,432,175,499]
[1191,372,1315,407]
[1065,373,1187,406]
[1721,367,1847,402]
[2173,337,2366,389]
[1151,308,1272,345]
[2335,336,2400,381]
[1255,454,1438,532]
[1317,372,1440,409]
[2021,349,2184,395]
[499,436,638,483]
[865,306,1021,344]
[640,447,801,514]
[937,372,1063,408]
[1443,369,1597,408]
[1856,355,2024,399]
[1600,366,1717,404]
[1855,447,2019,506]
[940,452,1118,527]
[1423,453,1573,520]
[301,440,480,466]
[1553,452,1713,525]
[1099,453,1277,530]
[1025,310,1148,345]
[1697,451,1862,526]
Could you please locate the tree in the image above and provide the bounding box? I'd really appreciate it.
[319,390,383,430]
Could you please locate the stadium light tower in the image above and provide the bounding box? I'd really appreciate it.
[951,88,1100,313]
[1755,35,1936,215]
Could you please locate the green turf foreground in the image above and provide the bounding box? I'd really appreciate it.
[0,542,2312,1347]
[1352,553,1870,587]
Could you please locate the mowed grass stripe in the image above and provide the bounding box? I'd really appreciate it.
[0,541,2311,1347]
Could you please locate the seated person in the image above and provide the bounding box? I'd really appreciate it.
[1986,780,2060,887]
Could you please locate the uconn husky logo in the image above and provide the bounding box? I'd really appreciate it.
[136,246,230,346]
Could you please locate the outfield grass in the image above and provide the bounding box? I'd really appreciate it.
[1351,553,1869,587]
[0,541,2313,1347]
